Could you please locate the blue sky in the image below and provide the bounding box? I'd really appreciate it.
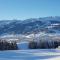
[0,0,60,20]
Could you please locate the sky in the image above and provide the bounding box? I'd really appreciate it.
[0,0,60,20]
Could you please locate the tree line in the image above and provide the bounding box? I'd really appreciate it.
[0,40,18,50]
[0,39,60,50]
[28,40,60,49]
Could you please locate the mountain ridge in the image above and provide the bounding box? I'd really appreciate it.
[0,16,60,35]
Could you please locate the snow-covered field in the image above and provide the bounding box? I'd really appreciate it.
[0,49,60,60]
[1,33,60,42]
[0,33,60,60]
[0,39,59,60]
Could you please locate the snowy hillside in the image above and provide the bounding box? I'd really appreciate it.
[0,17,60,35]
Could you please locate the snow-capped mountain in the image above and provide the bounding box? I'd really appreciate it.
[0,16,60,36]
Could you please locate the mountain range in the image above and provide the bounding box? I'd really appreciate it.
[0,16,60,36]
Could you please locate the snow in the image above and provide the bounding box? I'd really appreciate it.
[1,33,60,42]
[17,41,29,49]
[0,49,60,60]
[45,56,60,60]
[0,39,60,60]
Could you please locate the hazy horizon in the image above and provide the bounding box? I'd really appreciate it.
[0,0,60,20]
[0,16,60,21]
